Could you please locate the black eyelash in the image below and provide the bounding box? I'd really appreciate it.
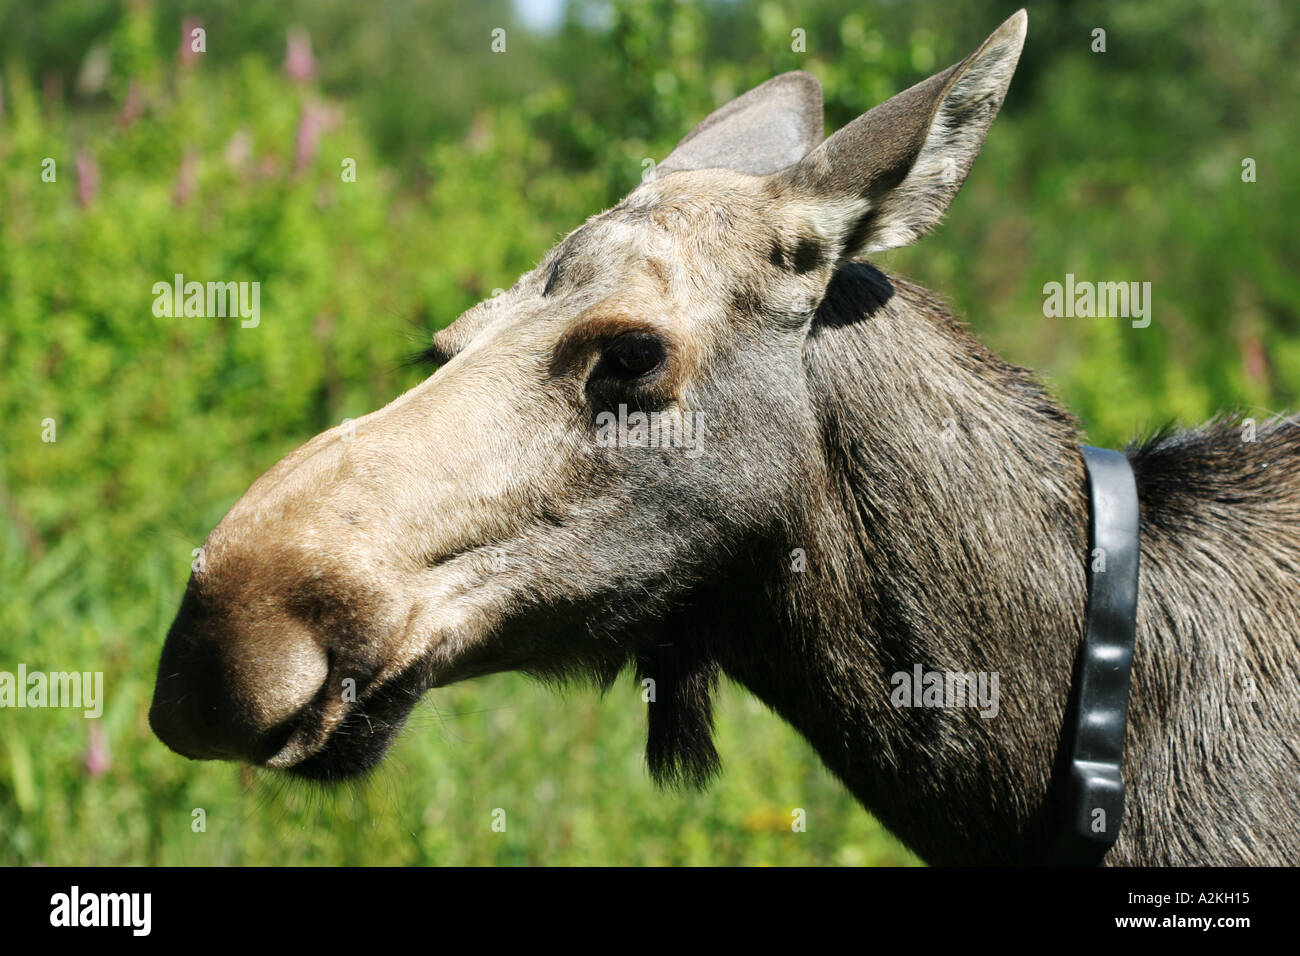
[405,342,451,370]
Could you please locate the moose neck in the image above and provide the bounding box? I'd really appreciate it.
[719,262,1094,865]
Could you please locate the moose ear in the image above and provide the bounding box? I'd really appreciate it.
[772,9,1026,257]
[649,71,824,180]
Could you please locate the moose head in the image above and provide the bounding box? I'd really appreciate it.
[150,12,1030,783]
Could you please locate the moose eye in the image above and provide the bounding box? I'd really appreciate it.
[600,332,666,380]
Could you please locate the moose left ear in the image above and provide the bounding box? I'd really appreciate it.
[649,71,824,180]
[772,9,1027,258]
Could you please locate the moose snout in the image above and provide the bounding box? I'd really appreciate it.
[149,585,330,765]
[149,416,415,771]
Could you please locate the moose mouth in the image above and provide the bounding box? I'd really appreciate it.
[279,660,430,782]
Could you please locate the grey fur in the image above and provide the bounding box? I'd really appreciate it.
[652,71,825,179]
[150,9,1300,865]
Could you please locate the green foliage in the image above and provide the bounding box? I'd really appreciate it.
[1,0,1296,866]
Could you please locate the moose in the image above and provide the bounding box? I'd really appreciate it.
[150,10,1300,865]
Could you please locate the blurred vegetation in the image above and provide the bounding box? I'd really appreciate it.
[0,0,1295,865]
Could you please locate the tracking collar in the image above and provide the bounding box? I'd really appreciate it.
[1051,445,1141,865]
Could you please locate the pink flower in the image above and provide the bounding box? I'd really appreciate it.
[117,79,144,129]
[76,151,99,209]
[179,18,204,67]
[174,149,199,206]
[284,27,316,83]
[85,723,110,777]
[293,102,340,174]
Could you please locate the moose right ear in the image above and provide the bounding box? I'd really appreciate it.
[771,9,1027,259]
[648,71,824,180]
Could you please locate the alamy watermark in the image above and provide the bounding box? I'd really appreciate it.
[50,886,150,936]
[890,664,1000,718]
[152,273,260,328]
[1042,274,1151,328]
[595,404,704,458]
[0,665,103,718]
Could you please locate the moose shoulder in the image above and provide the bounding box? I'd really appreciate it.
[149,10,1300,866]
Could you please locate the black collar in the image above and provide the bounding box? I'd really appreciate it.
[1050,446,1141,865]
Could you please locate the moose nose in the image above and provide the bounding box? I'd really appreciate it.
[149,587,330,764]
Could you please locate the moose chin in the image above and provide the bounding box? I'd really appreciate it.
[150,9,1300,866]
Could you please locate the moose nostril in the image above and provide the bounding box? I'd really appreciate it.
[150,653,328,763]
[150,603,331,764]
[249,710,307,765]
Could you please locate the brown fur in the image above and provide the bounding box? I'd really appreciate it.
[150,11,1300,864]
